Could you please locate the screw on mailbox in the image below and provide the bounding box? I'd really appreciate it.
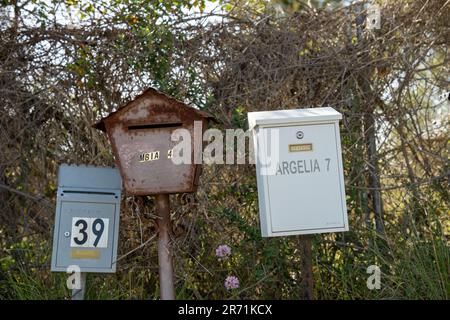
[296,131,304,139]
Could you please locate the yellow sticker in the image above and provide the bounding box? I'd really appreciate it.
[71,249,101,259]
[289,143,313,152]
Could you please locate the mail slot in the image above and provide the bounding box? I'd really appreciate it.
[93,87,214,195]
[248,107,349,237]
[51,164,122,273]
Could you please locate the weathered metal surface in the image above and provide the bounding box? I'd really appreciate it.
[93,88,212,195]
[299,235,313,300]
[154,194,175,300]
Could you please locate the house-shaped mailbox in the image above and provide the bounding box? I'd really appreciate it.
[248,107,349,237]
[93,88,213,195]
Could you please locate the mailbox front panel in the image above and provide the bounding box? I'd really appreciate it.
[109,123,197,195]
[51,191,120,273]
[258,122,348,236]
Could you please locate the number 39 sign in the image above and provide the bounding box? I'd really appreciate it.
[71,217,109,248]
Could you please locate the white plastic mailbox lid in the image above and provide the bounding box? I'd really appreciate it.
[248,107,342,129]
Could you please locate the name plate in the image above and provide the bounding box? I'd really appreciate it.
[139,151,160,162]
[289,143,313,152]
[71,249,101,259]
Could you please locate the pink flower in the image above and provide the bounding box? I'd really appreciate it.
[224,276,240,290]
[215,244,231,259]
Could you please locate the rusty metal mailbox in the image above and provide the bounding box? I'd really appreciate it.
[93,88,213,195]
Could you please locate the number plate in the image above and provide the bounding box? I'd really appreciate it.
[70,217,109,248]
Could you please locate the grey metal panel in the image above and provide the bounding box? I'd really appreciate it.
[51,164,122,273]
[58,164,122,190]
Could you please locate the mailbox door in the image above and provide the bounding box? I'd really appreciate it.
[261,122,347,235]
[53,192,119,272]
[108,122,199,195]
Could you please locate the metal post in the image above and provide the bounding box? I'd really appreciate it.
[299,235,313,300]
[72,272,86,300]
[154,194,175,300]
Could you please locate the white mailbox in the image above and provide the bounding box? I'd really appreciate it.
[248,107,348,237]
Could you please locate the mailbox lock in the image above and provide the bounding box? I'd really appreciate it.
[296,131,304,139]
[64,231,70,238]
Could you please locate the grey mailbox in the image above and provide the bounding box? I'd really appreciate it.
[51,164,122,273]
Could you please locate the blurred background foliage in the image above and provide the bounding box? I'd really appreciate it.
[0,0,448,299]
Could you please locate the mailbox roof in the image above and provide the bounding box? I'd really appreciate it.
[93,87,214,132]
[248,107,342,129]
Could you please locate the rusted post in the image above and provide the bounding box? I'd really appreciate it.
[154,194,175,300]
[299,235,313,300]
